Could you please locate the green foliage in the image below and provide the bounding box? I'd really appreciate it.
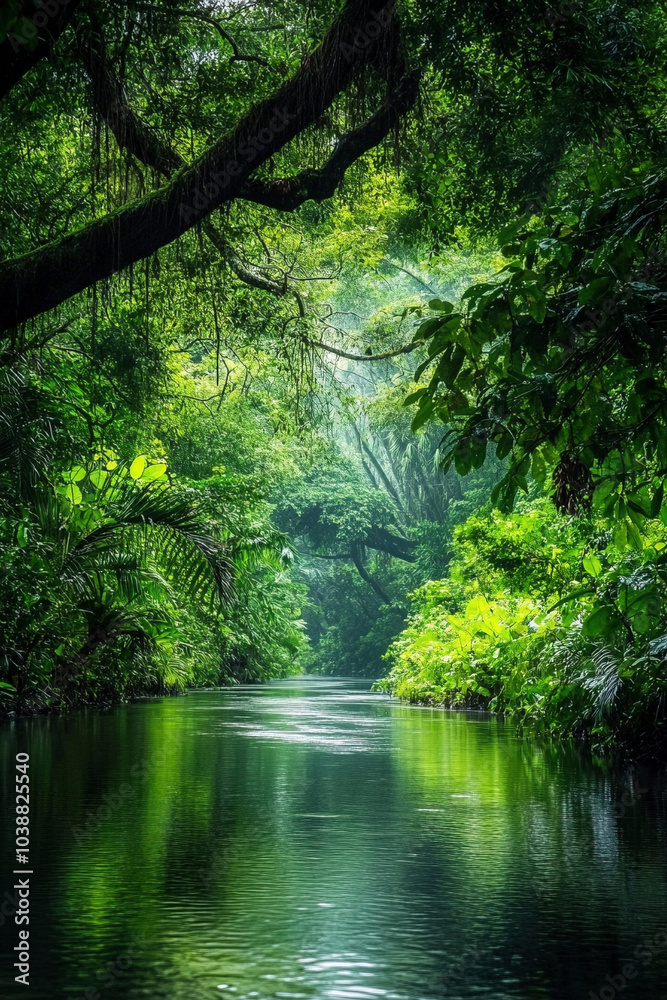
[405,161,667,521]
[0,332,309,714]
[378,496,667,753]
[0,443,305,712]
[3,0,667,762]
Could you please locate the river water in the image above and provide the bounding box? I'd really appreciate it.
[1,677,667,999]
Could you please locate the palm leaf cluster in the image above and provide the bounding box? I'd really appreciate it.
[0,435,296,709]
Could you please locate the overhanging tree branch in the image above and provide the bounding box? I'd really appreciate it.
[306,335,422,362]
[238,73,419,212]
[351,547,391,604]
[0,0,417,334]
[79,16,286,296]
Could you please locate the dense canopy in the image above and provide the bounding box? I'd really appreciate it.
[2,0,667,755]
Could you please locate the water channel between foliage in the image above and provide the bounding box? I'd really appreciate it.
[1,677,666,999]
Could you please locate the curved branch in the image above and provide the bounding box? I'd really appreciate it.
[382,261,438,295]
[168,7,270,67]
[306,335,422,362]
[80,16,286,297]
[238,72,420,211]
[364,526,416,562]
[203,220,286,295]
[351,549,391,604]
[132,3,271,66]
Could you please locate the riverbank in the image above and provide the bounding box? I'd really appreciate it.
[376,680,667,763]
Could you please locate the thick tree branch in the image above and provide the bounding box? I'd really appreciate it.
[1,0,413,333]
[306,545,392,602]
[0,0,82,100]
[80,17,286,296]
[351,548,391,604]
[364,526,416,562]
[238,73,420,211]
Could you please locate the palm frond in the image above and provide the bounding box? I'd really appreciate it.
[584,644,624,721]
[73,482,236,606]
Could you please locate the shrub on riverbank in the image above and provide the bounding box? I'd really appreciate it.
[377,498,667,754]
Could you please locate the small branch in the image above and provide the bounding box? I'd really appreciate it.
[305,335,422,362]
[382,261,438,295]
[204,219,285,295]
[132,4,270,66]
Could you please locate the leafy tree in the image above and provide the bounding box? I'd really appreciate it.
[406,161,667,538]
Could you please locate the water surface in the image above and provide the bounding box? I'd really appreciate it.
[1,677,666,999]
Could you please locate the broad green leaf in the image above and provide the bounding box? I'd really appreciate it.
[428,299,454,313]
[130,455,148,480]
[498,221,522,245]
[438,344,466,389]
[587,161,604,194]
[578,277,612,306]
[582,604,620,638]
[411,400,434,432]
[89,470,107,489]
[403,388,427,407]
[531,450,547,484]
[613,522,627,550]
[594,478,618,504]
[547,587,596,613]
[527,291,547,323]
[495,434,513,461]
[626,520,643,551]
[651,483,664,519]
[141,463,168,482]
[57,483,82,505]
[583,554,602,577]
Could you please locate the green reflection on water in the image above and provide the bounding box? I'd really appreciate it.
[1,679,666,1000]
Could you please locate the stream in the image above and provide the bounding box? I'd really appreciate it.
[1,677,666,999]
